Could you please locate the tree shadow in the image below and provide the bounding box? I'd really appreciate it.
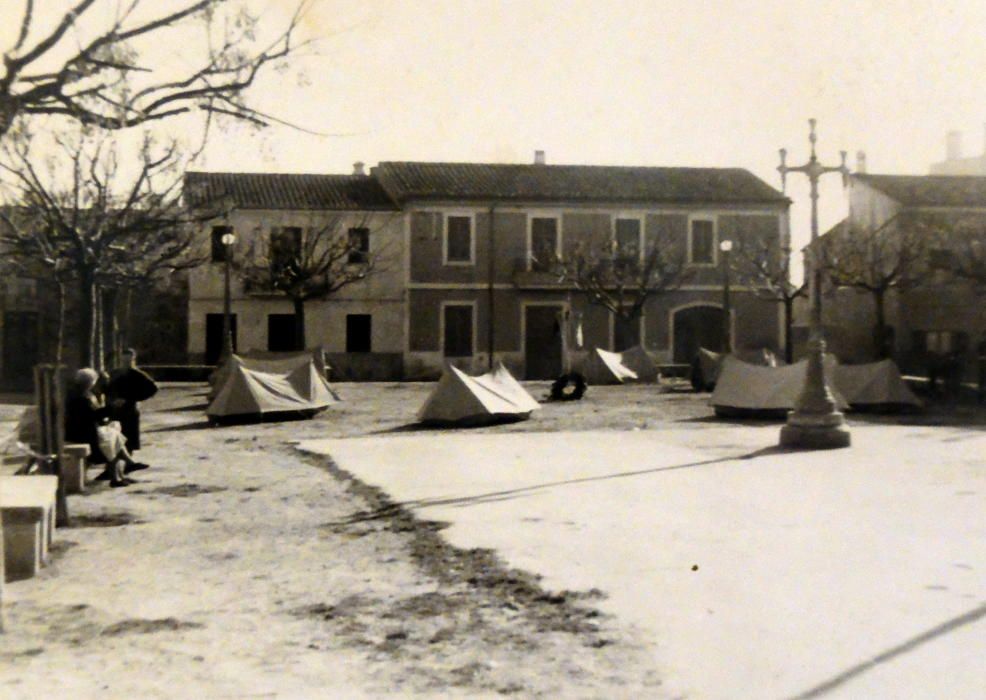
[331,442,795,525]
[366,417,530,435]
[366,423,434,435]
[678,414,785,425]
[172,403,209,412]
[789,601,986,699]
[145,420,213,433]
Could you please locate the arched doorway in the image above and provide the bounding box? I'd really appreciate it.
[672,304,725,363]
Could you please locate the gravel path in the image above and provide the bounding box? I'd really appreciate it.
[0,384,669,699]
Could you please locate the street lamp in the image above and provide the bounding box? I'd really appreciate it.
[719,239,733,354]
[777,119,851,449]
[221,230,236,362]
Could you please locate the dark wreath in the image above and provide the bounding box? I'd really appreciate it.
[549,372,587,401]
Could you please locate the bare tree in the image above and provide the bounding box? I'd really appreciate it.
[918,214,986,289]
[732,235,805,363]
[0,127,221,368]
[818,214,932,358]
[241,216,396,351]
[548,226,692,330]
[0,0,312,139]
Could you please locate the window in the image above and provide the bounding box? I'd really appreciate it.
[268,314,300,351]
[445,215,473,264]
[346,314,372,353]
[530,217,559,271]
[613,311,642,351]
[348,227,370,264]
[270,226,302,274]
[690,219,715,264]
[614,218,642,263]
[443,304,474,357]
[920,330,969,355]
[211,225,233,263]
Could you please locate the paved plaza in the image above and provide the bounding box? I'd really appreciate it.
[1,384,983,698]
[304,423,986,699]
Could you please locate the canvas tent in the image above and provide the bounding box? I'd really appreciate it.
[208,347,331,400]
[583,348,639,385]
[206,353,339,423]
[711,355,849,417]
[417,363,541,426]
[692,347,781,390]
[618,345,661,383]
[832,359,921,409]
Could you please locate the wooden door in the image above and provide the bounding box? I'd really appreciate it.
[525,305,563,379]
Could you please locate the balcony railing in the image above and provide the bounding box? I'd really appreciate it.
[510,256,572,289]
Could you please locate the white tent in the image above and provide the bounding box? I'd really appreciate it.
[583,348,638,385]
[619,345,661,383]
[693,347,781,390]
[711,355,849,417]
[206,354,339,423]
[417,363,541,425]
[832,359,921,409]
[208,347,332,400]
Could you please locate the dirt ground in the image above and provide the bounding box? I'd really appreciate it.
[0,380,981,698]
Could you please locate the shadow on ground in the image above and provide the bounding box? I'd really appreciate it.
[330,442,797,525]
[789,602,986,699]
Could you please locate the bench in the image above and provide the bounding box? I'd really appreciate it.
[61,443,91,494]
[1,475,58,581]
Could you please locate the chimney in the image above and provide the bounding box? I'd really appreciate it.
[352,161,365,176]
[855,150,867,174]
[946,130,962,161]
[534,150,546,165]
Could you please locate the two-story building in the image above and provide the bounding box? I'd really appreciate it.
[185,157,791,380]
[184,170,405,379]
[814,172,986,373]
[374,158,790,378]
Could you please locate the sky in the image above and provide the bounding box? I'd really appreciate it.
[7,0,986,261]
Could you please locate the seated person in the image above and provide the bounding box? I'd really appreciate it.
[107,348,158,454]
[64,368,145,487]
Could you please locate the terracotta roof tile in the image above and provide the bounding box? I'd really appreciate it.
[373,161,787,205]
[184,172,398,210]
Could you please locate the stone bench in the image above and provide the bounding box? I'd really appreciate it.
[1,475,58,581]
[61,443,91,494]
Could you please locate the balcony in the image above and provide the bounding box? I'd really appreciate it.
[510,256,571,289]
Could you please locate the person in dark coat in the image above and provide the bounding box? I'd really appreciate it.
[107,348,158,453]
[64,368,140,487]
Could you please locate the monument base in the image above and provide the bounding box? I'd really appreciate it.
[779,410,851,450]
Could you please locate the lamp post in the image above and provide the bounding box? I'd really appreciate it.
[778,119,851,449]
[719,239,733,354]
[221,230,236,362]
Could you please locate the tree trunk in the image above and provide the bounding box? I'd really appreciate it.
[293,297,306,351]
[874,289,887,359]
[55,281,66,366]
[105,288,120,369]
[783,296,794,364]
[79,268,96,367]
[122,286,133,352]
[94,285,104,373]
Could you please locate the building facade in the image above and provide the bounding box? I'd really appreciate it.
[814,172,986,374]
[184,171,405,379]
[186,159,791,380]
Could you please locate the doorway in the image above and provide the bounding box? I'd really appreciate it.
[672,305,725,363]
[525,304,564,379]
[267,314,300,352]
[205,313,237,365]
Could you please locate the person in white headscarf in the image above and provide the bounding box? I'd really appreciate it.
[64,367,142,487]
